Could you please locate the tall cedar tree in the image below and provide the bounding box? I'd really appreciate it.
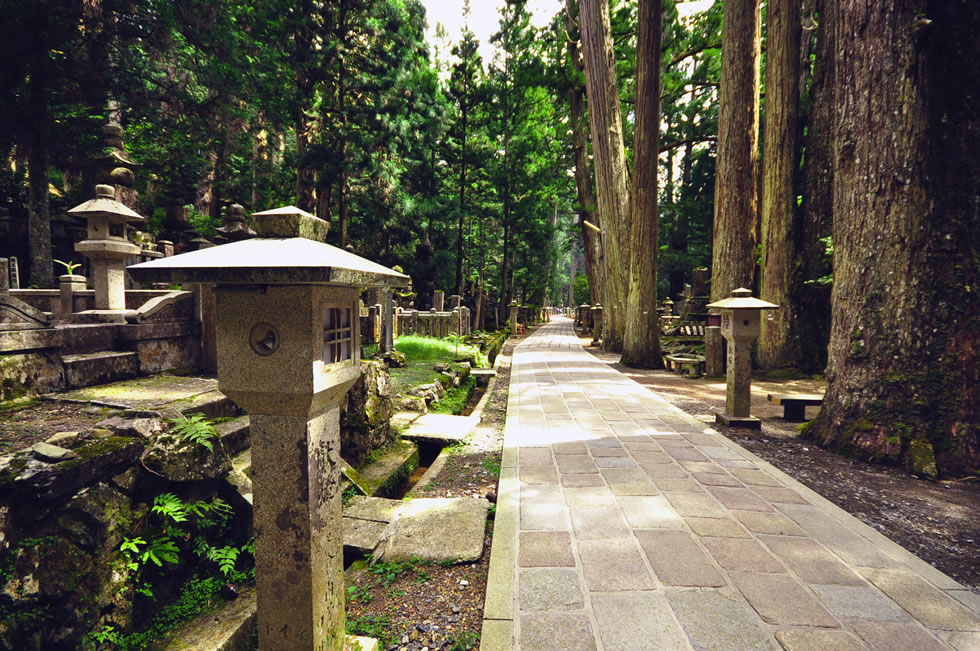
[758,0,801,367]
[805,0,979,477]
[621,0,664,367]
[578,0,631,352]
[710,0,761,301]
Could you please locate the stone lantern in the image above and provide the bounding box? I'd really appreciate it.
[706,288,779,428]
[509,300,520,328]
[68,184,144,318]
[590,303,603,346]
[128,206,408,650]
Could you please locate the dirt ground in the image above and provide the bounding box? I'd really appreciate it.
[583,338,980,593]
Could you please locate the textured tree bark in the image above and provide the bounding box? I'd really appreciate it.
[27,48,52,288]
[793,0,834,374]
[805,0,980,477]
[565,0,603,306]
[579,0,631,352]
[710,0,761,301]
[621,0,663,368]
[758,0,801,368]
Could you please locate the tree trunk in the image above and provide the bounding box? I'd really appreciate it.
[27,49,52,288]
[565,0,602,306]
[579,0,631,352]
[804,0,980,477]
[669,143,693,298]
[621,0,663,368]
[791,0,834,374]
[758,0,801,368]
[455,105,467,295]
[710,0,761,301]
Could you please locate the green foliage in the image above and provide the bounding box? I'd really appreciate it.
[481,457,502,478]
[431,376,477,415]
[346,614,393,648]
[53,259,82,274]
[447,631,481,650]
[395,335,487,367]
[167,413,218,453]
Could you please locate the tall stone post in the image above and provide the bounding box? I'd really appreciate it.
[58,274,86,321]
[508,301,519,329]
[0,258,9,293]
[707,288,779,429]
[591,304,603,345]
[449,294,462,309]
[382,291,394,352]
[128,206,409,650]
[433,290,445,312]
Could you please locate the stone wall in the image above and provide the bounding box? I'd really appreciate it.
[396,307,471,339]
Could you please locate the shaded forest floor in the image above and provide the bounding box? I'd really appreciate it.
[584,338,980,593]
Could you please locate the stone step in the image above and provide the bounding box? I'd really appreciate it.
[356,440,419,498]
[226,449,252,506]
[216,415,250,456]
[62,351,138,389]
[178,389,242,420]
[470,368,497,386]
[402,413,478,446]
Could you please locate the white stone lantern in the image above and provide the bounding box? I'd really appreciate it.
[706,288,779,428]
[68,184,144,317]
[128,206,408,650]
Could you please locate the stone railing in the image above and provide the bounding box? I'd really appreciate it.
[396,307,471,339]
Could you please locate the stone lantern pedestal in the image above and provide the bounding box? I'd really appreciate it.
[508,301,520,329]
[706,288,779,429]
[68,184,144,321]
[128,206,408,650]
[591,304,603,346]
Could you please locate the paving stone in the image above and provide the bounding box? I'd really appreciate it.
[479,619,513,651]
[640,463,690,480]
[653,478,706,492]
[776,504,905,569]
[664,492,729,519]
[561,473,606,488]
[587,437,624,448]
[733,511,807,536]
[578,539,655,591]
[629,449,673,464]
[691,471,743,487]
[751,486,809,504]
[680,432,720,446]
[702,538,785,573]
[519,465,559,485]
[590,446,628,457]
[685,517,751,538]
[718,457,759,469]
[601,468,660,495]
[679,460,728,474]
[591,593,689,651]
[699,445,745,461]
[519,568,584,611]
[666,588,775,650]
[860,568,980,631]
[773,629,865,651]
[563,486,616,507]
[757,535,864,586]
[809,584,909,621]
[617,495,684,529]
[635,530,726,587]
[730,572,839,627]
[553,441,588,455]
[707,485,774,512]
[622,439,662,450]
[379,497,489,563]
[570,505,631,539]
[658,438,695,447]
[556,454,599,474]
[519,614,597,650]
[594,456,638,469]
[730,468,784,487]
[520,447,554,466]
[665,446,710,462]
[850,620,948,650]
[520,485,568,531]
[519,531,576,567]
[943,631,980,651]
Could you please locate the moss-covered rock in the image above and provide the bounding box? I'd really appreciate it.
[907,439,939,479]
[340,361,394,466]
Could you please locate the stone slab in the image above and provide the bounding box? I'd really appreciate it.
[402,413,479,445]
[686,517,750,538]
[776,504,905,569]
[578,538,655,591]
[591,593,689,651]
[520,485,568,531]
[702,537,785,573]
[666,589,775,650]
[809,584,909,621]
[707,485,774,512]
[563,486,616,507]
[569,505,631,539]
[518,568,584,611]
[519,465,559,485]
[556,454,599,474]
[758,535,865,586]
[343,495,400,523]
[635,530,726,587]
[343,518,387,555]
[617,495,684,529]
[519,531,575,567]
[518,614,596,651]
[733,511,807,536]
[729,572,839,627]
[519,446,554,465]
[663,492,728,519]
[57,374,219,408]
[850,620,948,650]
[378,497,489,563]
[773,629,865,651]
[860,568,980,631]
[601,467,660,495]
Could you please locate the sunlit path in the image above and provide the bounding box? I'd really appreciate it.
[481,317,979,650]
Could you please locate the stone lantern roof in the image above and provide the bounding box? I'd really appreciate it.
[67,184,144,225]
[706,287,779,310]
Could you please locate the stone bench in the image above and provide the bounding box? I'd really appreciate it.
[767,393,824,421]
[664,354,705,378]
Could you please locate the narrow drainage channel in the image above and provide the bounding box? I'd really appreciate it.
[393,439,443,498]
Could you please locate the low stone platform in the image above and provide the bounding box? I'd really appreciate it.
[402,413,479,445]
[344,495,489,563]
[55,374,236,417]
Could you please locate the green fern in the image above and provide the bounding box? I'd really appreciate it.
[168,413,218,452]
[153,493,189,523]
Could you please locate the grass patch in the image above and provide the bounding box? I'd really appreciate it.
[395,335,487,367]
[431,376,477,415]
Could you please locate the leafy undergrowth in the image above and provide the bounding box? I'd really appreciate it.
[386,335,487,399]
[431,376,477,415]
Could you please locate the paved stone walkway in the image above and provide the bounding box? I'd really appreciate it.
[481,318,980,650]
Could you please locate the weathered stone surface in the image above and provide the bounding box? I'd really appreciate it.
[733,511,806,536]
[518,531,575,567]
[357,440,418,497]
[406,381,445,403]
[58,374,219,409]
[808,584,909,621]
[519,614,596,651]
[707,485,774,512]
[729,572,839,627]
[758,535,864,586]
[635,530,726,587]
[663,491,728,519]
[685,516,750,538]
[578,538,655,591]
[569,506,631,539]
[617,495,684,529]
[773,629,865,651]
[860,568,980,631]
[519,465,559,485]
[341,360,394,466]
[0,350,65,400]
[521,485,567,531]
[402,413,478,446]
[141,428,231,483]
[849,620,948,650]
[343,518,388,555]
[343,495,400,523]
[907,439,939,479]
[563,487,615,507]
[592,593,689,651]
[377,497,489,563]
[95,415,166,438]
[701,537,784,573]
[45,431,81,448]
[30,442,77,462]
[519,568,584,611]
[666,589,775,650]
